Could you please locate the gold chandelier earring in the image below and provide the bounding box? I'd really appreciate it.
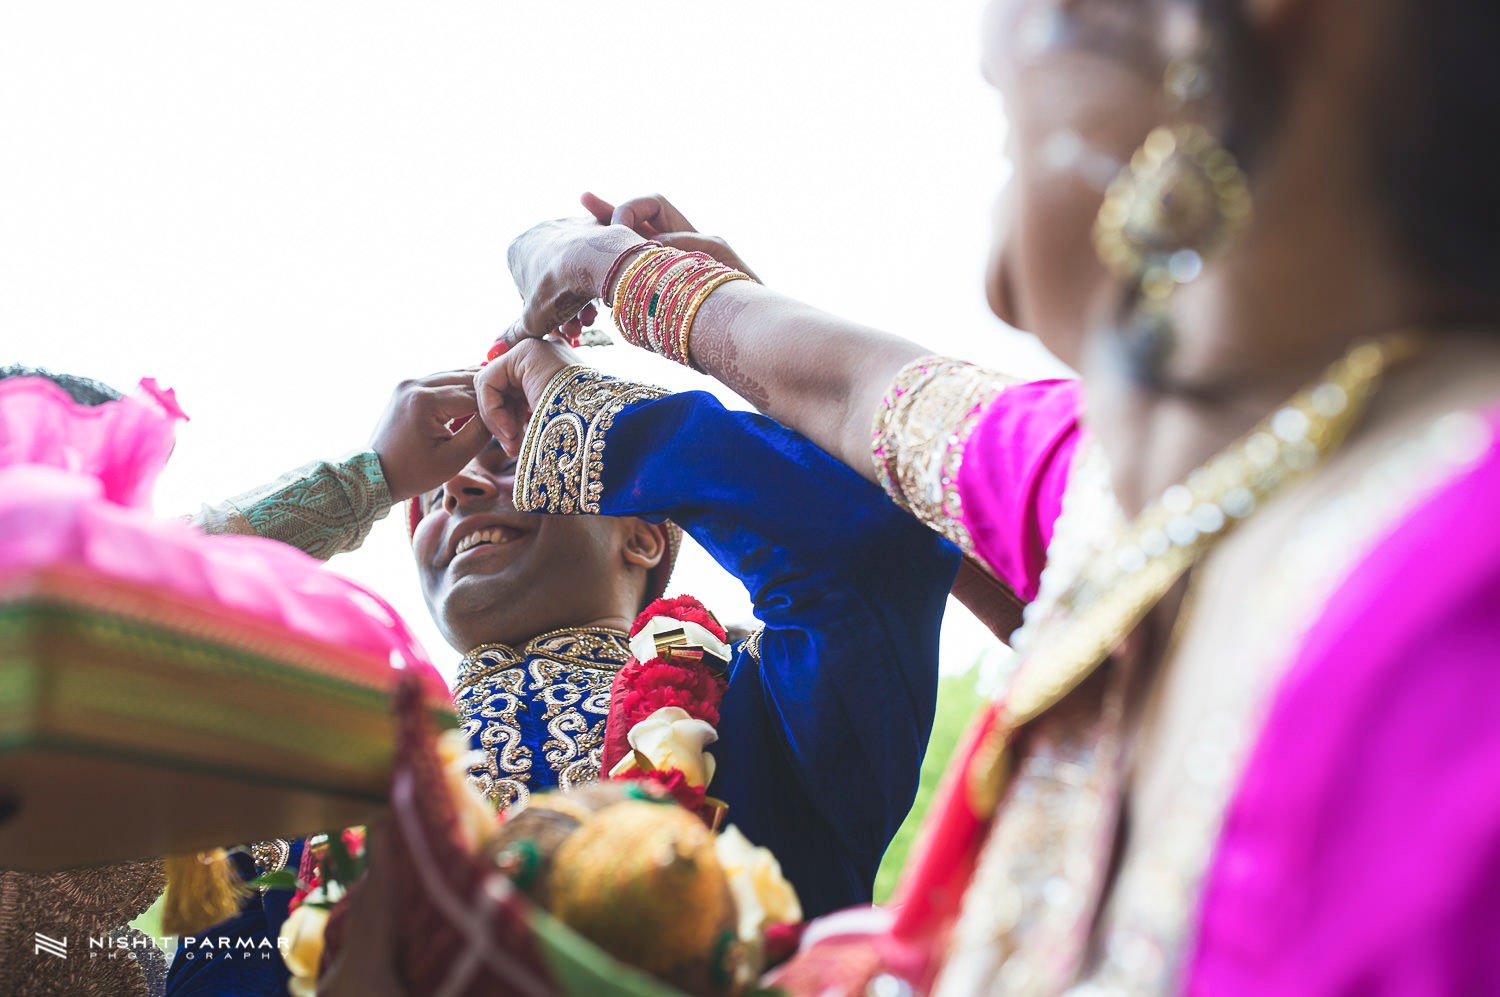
[1092,56,1252,382]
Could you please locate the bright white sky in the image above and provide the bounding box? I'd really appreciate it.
[1,1,1069,686]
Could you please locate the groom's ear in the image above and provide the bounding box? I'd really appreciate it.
[620,518,667,574]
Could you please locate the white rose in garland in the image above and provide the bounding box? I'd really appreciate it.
[609,705,719,787]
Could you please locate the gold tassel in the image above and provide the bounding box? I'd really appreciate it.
[161,849,246,936]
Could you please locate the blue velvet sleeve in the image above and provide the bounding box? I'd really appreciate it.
[164,840,302,997]
[588,390,960,915]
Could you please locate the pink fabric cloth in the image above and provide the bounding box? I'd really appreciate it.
[956,378,1083,600]
[1187,410,1500,995]
[957,380,1500,992]
[0,375,185,508]
[0,375,447,697]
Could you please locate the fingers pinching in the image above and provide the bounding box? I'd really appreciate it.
[612,194,695,238]
[444,404,491,458]
[581,192,615,225]
[498,316,538,352]
[473,362,522,451]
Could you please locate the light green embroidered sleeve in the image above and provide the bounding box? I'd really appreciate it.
[190,451,393,560]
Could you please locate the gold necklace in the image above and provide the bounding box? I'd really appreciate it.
[968,332,1419,813]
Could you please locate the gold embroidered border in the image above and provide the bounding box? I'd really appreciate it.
[871,356,1017,556]
[513,366,668,515]
[933,444,1125,997]
[454,629,633,811]
[523,627,633,673]
[249,838,291,879]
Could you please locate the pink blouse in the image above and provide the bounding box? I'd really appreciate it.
[955,378,1082,600]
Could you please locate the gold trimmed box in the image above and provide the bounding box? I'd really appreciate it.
[0,565,454,871]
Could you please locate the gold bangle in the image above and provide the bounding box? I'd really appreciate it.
[647,255,707,356]
[674,270,752,368]
[655,257,719,357]
[610,246,674,348]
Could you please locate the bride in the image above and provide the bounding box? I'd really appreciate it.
[487,0,1500,991]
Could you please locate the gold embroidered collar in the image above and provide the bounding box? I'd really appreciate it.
[456,626,632,693]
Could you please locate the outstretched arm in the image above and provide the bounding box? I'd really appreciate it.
[498,216,928,484]
[190,369,488,558]
[495,215,1075,617]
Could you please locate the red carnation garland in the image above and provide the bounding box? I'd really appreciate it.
[602,595,732,825]
[632,595,728,643]
[628,769,709,815]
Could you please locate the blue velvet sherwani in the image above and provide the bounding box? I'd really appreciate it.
[510,368,959,918]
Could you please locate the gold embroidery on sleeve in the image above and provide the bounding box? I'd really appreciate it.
[513,366,668,515]
[871,356,1017,555]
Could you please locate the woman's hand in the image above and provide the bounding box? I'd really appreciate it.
[473,339,581,455]
[497,193,754,354]
[582,192,761,282]
[499,219,644,350]
[370,369,492,502]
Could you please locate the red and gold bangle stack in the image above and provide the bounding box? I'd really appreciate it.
[609,246,754,368]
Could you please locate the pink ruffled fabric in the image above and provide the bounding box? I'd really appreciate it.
[0,376,184,509]
[0,375,447,697]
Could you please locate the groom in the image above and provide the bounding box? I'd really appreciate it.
[168,342,959,994]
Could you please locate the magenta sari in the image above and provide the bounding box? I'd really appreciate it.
[965,384,1500,993]
[775,373,1500,995]
[1187,409,1500,994]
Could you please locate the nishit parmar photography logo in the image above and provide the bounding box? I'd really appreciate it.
[32,931,289,963]
[33,933,67,960]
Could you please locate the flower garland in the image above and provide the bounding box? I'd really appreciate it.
[602,596,733,826]
[247,827,369,997]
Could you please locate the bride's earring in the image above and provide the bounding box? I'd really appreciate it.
[1092,57,1252,383]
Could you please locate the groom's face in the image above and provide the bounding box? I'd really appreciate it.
[411,438,639,652]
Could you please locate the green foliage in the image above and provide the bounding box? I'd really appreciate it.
[128,892,166,951]
[873,669,986,904]
[246,868,300,893]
